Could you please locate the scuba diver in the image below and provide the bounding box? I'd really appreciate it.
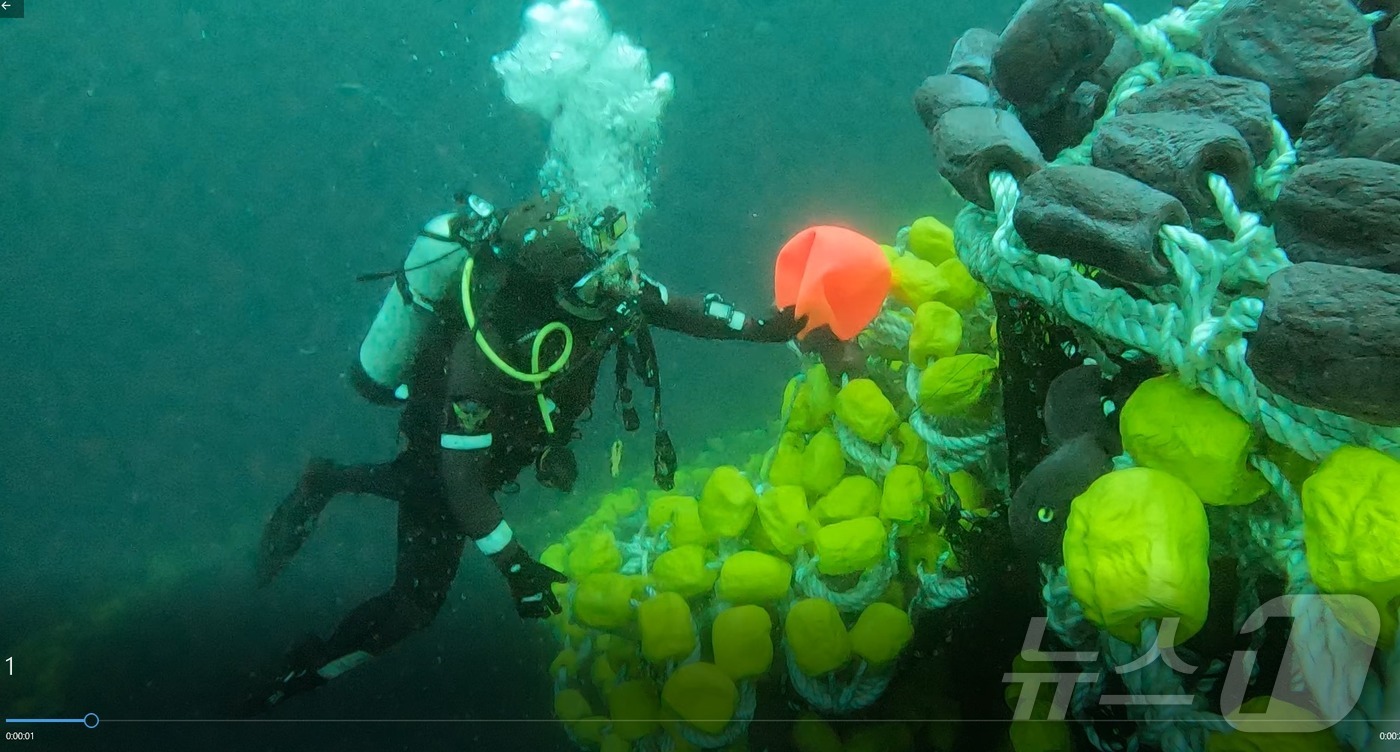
[243,191,807,714]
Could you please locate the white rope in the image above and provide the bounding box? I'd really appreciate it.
[618,515,670,576]
[1105,624,1230,752]
[1043,565,1100,655]
[793,531,898,615]
[961,178,1400,464]
[910,551,971,612]
[867,309,913,350]
[783,642,894,715]
[832,419,898,481]
[903,365,1004,475]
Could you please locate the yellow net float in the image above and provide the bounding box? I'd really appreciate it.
[599,488,643,517]
[783,363,836,434]
[699,465,759,539]
[754,485,820,557]
[916,353,997,418]
[647,495,711,547]
[573,716,608,745]
[540,543,569,574]
[801,429,846,497]
[784,598,852,677]
[716,551,794,604]
[1003,650,1059,713]
[906,216,956,265]
[574,572,642,630]
[555,687,592,724]
[551,608,589,643]
[834,378,900,443]
[908,301,963,368]
[812,475,882,524]
[892,422,927,467]
[1302,445,1400,644]
[607,678,661,742]
[935,257,985,312]
[890,254,950,310]
[602,635,641,674]
[567,529,623,578]
[813,517,887,577]
[792,713,843,752]
[650,544,718,598]
[1119,375,1268,506]
[589,652,619,692]
[661,662,739,735]
[948,470,988,518]
[599,733,631,752]
[712,605,775,680]
[1008,714,1073,752]
[638,591,697,664]
[848,602,914,665]
[843,723,916,752]
[880,464,928,531]
[902,527,957,577]
[1063,467,1211,646]
[550,648,580,678]
[767,432,807,487]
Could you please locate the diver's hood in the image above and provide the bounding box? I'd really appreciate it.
[496,195,595,286]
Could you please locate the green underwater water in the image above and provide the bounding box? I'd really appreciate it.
[0,0,1190,750]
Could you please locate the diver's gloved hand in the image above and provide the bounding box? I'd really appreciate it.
[798,327,867,380]
[490,542,568,619]
[535,445,578,492]
[751,306,807,342]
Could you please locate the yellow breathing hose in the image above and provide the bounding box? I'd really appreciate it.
[461,256,574,433]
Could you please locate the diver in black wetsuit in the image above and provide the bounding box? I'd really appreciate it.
[243,192,805,714]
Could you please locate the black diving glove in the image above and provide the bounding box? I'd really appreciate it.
[490,542,568,619]
[802,327,868,380]
[752,306,808,343]
[535,444,579,492]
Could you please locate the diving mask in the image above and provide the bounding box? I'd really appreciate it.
[555,206,635,312]
[589,208,629,252]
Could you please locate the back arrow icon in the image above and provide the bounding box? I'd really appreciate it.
[1,3,10,9]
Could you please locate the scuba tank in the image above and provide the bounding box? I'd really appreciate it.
[350,197,498,404]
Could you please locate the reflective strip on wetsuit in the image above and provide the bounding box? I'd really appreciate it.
[440,433,493,450]
[703,295,747,331]
[316,650,373,680]
[641,273,669,305]
[475,520,514,555]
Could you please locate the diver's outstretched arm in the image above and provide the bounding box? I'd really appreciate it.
[637,274,804,342]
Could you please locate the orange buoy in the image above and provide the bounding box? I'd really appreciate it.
[774,226,891,341]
